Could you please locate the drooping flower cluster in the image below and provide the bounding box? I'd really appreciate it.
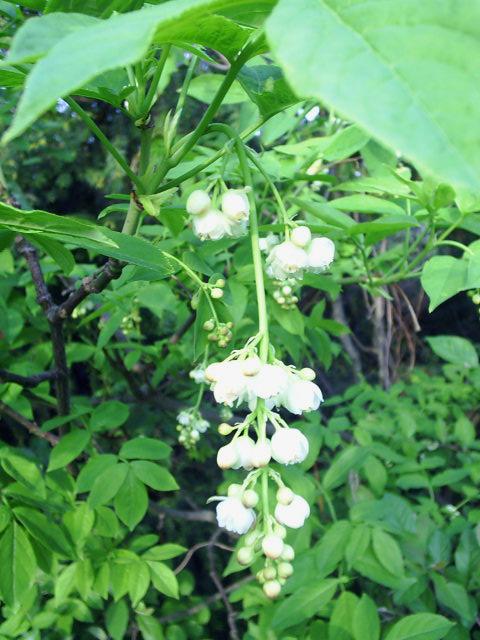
[176,409,210,450]
[186,188,250,240]
[205,356,323,414]
[272,278,299,309]
[266,226,335,281]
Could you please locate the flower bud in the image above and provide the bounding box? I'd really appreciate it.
[227,483,243,497]
[282,285,292,296]
[273,523,287,539]
[263,566,277,580]
[203,319,215,332]
[217,444,238,469]
[262,534,284,559]
[299,367,316,381]
[241,355,261,377]
[221,189,249,221]
[281,544,295,562]
[291,225,312,248]
[237,546,254,565]
[186,189,211,215]
[242,489,259,508]
[263,580,281,599]
[211,287,224,299]
[251,440,272,468]
[276,487,294,505]
[256,570,265,584]
[218,422,233,436]
[244,531,260,547]
[277,562,293,579]
[215,278,226,288]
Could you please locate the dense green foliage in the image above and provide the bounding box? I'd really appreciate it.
[0,1,480,639]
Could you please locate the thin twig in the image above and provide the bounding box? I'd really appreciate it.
[0,402,59,446]
[153,504,216,523]
[207,530,240,640]
[174,540,234,575]
[0,369,57,387]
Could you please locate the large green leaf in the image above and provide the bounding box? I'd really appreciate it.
[238,64,299,118]
[3,0,260,142]
[426,335,479,368]
[0,202,176,277]
[385,613,454,640]
[271,579,338,630]
[0,522,37,606]
[266,0,480,193]
[421,255,480,311]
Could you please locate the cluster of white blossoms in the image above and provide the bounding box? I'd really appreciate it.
[266,226,335,281]
[205,350,322,598]
[186,188,250,241]
[205,355,323,415]
[176,409,210,450]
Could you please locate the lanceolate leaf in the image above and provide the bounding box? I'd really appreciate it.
[384,613,454,640]
[0,522,37,606]
[0,202,176,277]
[266,0,480,193]
[3,0,262,142]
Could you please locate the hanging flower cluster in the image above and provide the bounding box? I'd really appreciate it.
[186,188,250,240]
[205,347,323,598]
[176,409,210,449]
[266,226,335,281]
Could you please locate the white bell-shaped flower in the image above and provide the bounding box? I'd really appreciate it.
[271,428,309,465]
[306,237,335,272]
[221,189,250,222]
[216,497,255,534]
[282,378,323,414]
[248,364,289,401]
[186,189,211,215]
[210,361,247,406]
[251,439,272,468]
[275,494,310,528]
[192,208,231,241]
[266,241,308,281]
[217,443,238,469]
[232,435,256,470]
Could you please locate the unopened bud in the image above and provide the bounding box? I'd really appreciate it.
[276,487,294,505]
[217,444,238,470]
[263,580,281,599]
[262,534,284,559]
[203,319,215,332]
[227,483,243,497]
[215,278,226,288]
[300,367,316,381]
[211,287,224,299]
[263,566,277,580]
[277,562,293,579]
[237,546,254,565]
[291,225,312,248]
[186,189,211,215]
[251,440,272,468]
[281,544,295,562]
[242,490,259,508]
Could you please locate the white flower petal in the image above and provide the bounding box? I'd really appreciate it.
[275,495,310,528]
[216,497,255,534]
[282,378,323,414]
[306,237,335,272]
[271,428,309,465]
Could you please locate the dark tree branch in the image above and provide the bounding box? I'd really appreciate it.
[153,504,216,523]
[15,236,70,414]
[56,259,123,320]
[0,369,57,387]
[0,402,59,446]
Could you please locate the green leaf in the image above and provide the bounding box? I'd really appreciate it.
[106,599,129,640]
[353,594,380,640]
[328,591,358,640]
[0,522,37,606]
[345,524,371,568]
[323,446,370,491]
[130,461,179,491]
[148,561,179,599]
[272,579,338,631]
[89,401,130,433]
[129,560,150,606]
[0,203,176,277]
[372,528,404,577]
[47,429,91,472]
[88,463,129,508]
[432,575,477,627]
[114,469,148,530]
[0,451,45,497]
[385,613,454,640]
[421,256,469,311]
[266,0,480,193]
[119,437,171,461]
[13,507,72,557]
[3,0,251,142]
[136,614,165,640]
[331,195,405,216]
[33,236,75,274]
[142,544,187,562]
[322,125,370,162]
[5,12,98,64]
[188,74,248,105]
[238,64,299,118]
[76,454,118,493]
[426,335,478,368]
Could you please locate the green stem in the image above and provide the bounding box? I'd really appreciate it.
[261,468,271,533]
[163,251,218,322]
[168,34,260,166]
[142,45,172,117]
[65,97,144,192]
[122,198,142,235]
[175,55,197,117]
